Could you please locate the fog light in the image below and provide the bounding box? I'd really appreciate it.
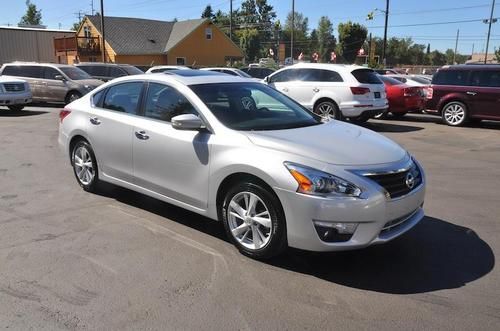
[313,221,358,243]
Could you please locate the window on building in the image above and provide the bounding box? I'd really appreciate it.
[176,57,186,65]
[205,28,212,40]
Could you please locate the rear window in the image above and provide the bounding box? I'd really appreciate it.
[410,76,431,84]
[120,65,144,75]
[351,69,383,84]
[432,70,469,86]
[379,75,404,86]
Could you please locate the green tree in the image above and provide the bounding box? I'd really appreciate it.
[317,16,335,62]
[19,0,42,26]
[308,29,318,55]
[71,22,81,31]
[201,5,214,19]
[282,11,309,58]
[495,48,500,62]
[430,50,447,66]
[337,21,367,63]
[237,28,261,62]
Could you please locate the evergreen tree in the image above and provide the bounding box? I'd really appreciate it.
[201,5,214,20]
[19,0,42,26]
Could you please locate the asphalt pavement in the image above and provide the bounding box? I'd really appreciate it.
[0,106,499,330]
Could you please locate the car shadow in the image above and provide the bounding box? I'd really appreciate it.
[96,183,494,294]
[361,121,424,133]
[268,216,494,294]
[0,109,49,117]
[96,182,228,242]
[382,114,500,131]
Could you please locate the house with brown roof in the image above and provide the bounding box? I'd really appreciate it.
[54,15,244,67]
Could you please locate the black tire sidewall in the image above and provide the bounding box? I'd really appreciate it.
[8,105,24,111]
[221,182,287,259]
[442,101,468,126]
[71,140,99,192]
[66,91,82,105]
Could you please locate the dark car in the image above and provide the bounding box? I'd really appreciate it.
[240,67,275,79]
[426,65,500,126]
[75,63,144,82]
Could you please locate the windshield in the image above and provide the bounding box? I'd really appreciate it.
[121,65,144,75]
[59,67,92,80]
[234,69,252,78]
[190,83,321,131]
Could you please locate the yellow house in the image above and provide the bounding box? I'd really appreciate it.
[56,15,244,66]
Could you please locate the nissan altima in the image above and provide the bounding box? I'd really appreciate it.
[59,70,425,259]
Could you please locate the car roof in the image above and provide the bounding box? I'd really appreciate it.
[110,70,251,86]
[76,62,134,67]
[3,62,73,69]
[440,64,500,71]
[285,63,370,72]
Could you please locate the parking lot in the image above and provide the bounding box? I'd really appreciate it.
[0,106,499,330]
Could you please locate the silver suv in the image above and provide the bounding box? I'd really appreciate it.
[0,63,103,104]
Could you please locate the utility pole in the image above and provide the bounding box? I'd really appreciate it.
[229,0,233,41]
[484,0,496,64]
[453,29,459,64]
[382,0,390,66]
[291,0,294,64]
[100,0,106,63]
[472,43,475,57]
[90,0,95,15]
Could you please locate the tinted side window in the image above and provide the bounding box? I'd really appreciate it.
[143,83,197,122]
[102,82,143,114]
[81,65,107,77]
[3,66,42,78]
[295,69,343,82]
[432,70,469,86]
[44,67,61,80]
[470,71,500,87]
[270,69,295,83]
[109,67,127,78]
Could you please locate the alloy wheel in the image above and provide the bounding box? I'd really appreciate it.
[73,146,95,185]
[444,104,465,125]
[227,192,272,250]
[315,102,337,120]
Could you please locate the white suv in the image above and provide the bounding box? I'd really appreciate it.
[264,63,388,121]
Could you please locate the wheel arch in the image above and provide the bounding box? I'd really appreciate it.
[438,96,469,115]
[313,96,340,111]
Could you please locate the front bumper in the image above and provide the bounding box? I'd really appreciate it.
[274,169,425,252]
[0,91,32,106]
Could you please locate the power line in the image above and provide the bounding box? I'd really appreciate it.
[368,18,499,28]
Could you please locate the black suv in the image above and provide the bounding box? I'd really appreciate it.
[75,63,144,82]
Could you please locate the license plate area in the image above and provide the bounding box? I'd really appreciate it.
[374,92,381,99]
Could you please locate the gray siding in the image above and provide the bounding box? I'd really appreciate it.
[0,28,75,65]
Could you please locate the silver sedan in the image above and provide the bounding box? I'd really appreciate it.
[59,70,425,259]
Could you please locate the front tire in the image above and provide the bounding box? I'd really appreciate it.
[221,182,287,259]
[442,101,468,126]
[8,105,24,111]
[71,140,100,192]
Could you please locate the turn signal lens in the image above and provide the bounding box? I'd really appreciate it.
[289,169,313,192]
[59,109,71,123]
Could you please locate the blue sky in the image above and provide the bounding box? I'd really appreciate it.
[1,0,498,54]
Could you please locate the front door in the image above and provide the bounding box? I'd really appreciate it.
[87,81,144,183]
[41,67,68,102]
[133,82,211,209]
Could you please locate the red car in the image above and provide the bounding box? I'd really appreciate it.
[378,75,425,118]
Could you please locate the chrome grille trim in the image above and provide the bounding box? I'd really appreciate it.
[3,83,25,92]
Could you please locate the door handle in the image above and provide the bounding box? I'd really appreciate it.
[282,87,289,92]
[89,117,101,125]
[313,88,319,93]
[466,91,477,96]
[135,130,149,140]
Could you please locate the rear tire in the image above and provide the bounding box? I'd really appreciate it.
[313,100,342,120]
[65,91,82,104]
[221,181,287,259]
[8,105,24,111]
[71,140,100,193]
[441,101,468,126]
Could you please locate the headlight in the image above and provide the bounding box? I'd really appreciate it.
[284,162,362,197]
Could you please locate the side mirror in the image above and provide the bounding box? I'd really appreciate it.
[54,75,65,81]
[264,76,270,83]
[171,114,205,131]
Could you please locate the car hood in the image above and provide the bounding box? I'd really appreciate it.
[0,76,27,84]
[243,120,407,166]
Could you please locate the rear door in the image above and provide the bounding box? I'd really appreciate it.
[431,69,472,110]
[132,82,211,209]
[87,81,144,183]
[468,70,500,119]
[289,69,345,110]
[41,67,68,102]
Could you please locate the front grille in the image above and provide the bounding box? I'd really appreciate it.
[365,164,422,199]
[3,83,25,92]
